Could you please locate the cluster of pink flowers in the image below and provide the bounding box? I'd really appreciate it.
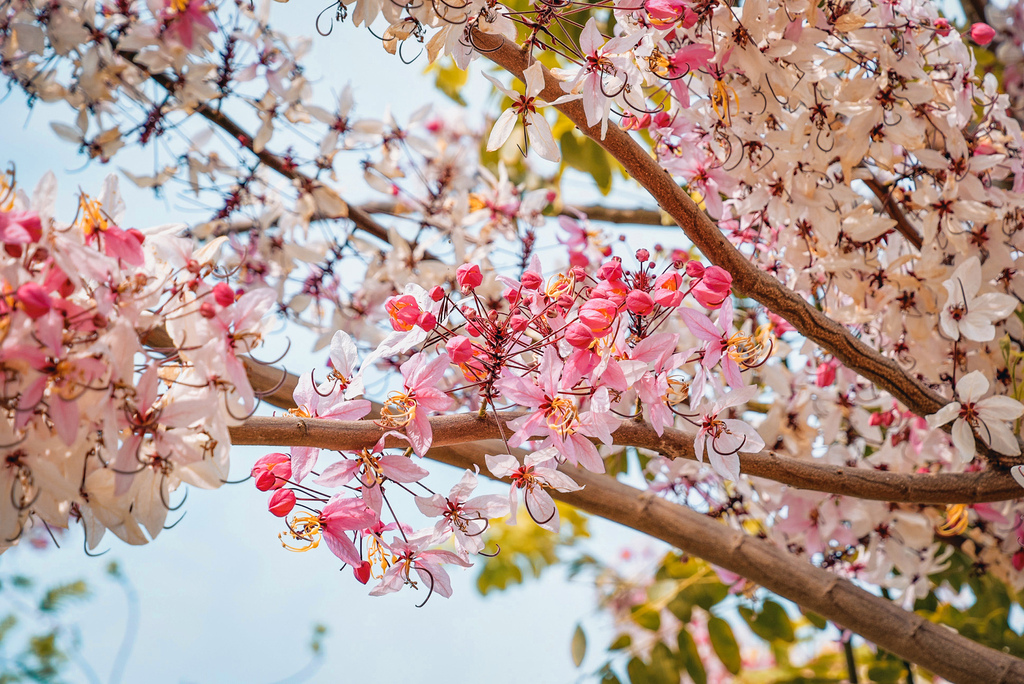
[0,171,272,552]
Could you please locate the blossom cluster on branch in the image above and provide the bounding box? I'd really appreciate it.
[0,170,273,551]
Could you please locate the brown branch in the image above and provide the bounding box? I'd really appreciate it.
[471,32,953,423]
[228,413,1024,683]
[228,413,1023,504]
[863,176,923,250]
[358,200,669,227]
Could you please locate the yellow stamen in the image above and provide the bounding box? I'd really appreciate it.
[545,396,578,437]
[76,195,109,238]
[726,326,774,369]
[367,536,392,579]
[378,391,416,428]
[665,378,691,406]
[710,80,740,126]
[545,272,576,300]
[938,504,969,536]
[279,513,323,552]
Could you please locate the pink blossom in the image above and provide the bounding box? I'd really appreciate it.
[970,22,996,45]
[456,263,483,290]
[485,449,581,532]
[252,453,291,491]
[691,265,732,309]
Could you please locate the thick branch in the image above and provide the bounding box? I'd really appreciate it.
[472,33,952,423]
[228,414,1023,504]
[229,414,1024,683]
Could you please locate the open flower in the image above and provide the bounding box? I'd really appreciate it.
[938,257,1017,342]
[484,62,578,162]
[485,448,581,532]
[926,371,1023,464]
[694,385,764,481]
[415,469,509,555]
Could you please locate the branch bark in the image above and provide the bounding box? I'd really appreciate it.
[229,413,1023,504]
[228,413,1024,684]
[471,32,953,424]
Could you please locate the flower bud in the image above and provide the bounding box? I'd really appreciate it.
[353,560,373,584]
[970,22,996,45]
[685,260,706,278]
[429,286,445,302]
[934,17,951,36]
[213,282,236,307]
[268,488,296,517]
[16,282,52,319]
[416,311,437,331]
[253,453,292,491]
[598,259,623,281]
[626,289,655,315]
[199,301,218,319]
[653,272,684,307]
[446,335,474,364]
[635,248,650,263]
[520,271,543,290]
[504,287,520,306]
[509,314,528,332]
[384,294,422,332]
[579,298,618,334]
[691,266,732,309]
[456,263,483,290]
[565,322,596,348]
[815,360,837,388]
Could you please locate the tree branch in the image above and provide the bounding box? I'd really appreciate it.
[471,32,953,424]
[228,413,1023,504]
[863,176,923,250]
[228,414,1024,683]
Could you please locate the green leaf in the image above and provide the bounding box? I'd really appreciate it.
[626,656,649,683]
[802,608,828,630]
[741,601,796,643]
[630,604,661,631]
[571,624,587,667]
[40,581,88,612]
[609,634,632,651]
[666,593,693,623]
[428,57,469,106]
[707,616,742,675]
[866,660,904,683]
[649,642,679,684]
[677,628,707,684]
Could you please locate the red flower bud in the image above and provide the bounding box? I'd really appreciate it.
[199,302,218,319]
[429,285,445,302]
[685,260,706,278]
[635,249,650,263]
[446,335,474,364]
[416,311,437,331]
[626,289,655,315]
[598,259,623,281]
[520,271,543,290]
[253,453,292,491]
[268,489,296,517]
[213,282,236,307]
[970,22,996,45]
[15,282,52,319]
[456,263,483,290]
[565,322,597,348]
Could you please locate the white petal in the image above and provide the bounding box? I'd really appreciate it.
[927,402,961,429]
[956,371,989,403]
[978,420,1020,456]
[486,109,518,152]
[951,419,977,463]
[523,61,546,99]
[526,111,560,162]
[978,395,1024,422]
